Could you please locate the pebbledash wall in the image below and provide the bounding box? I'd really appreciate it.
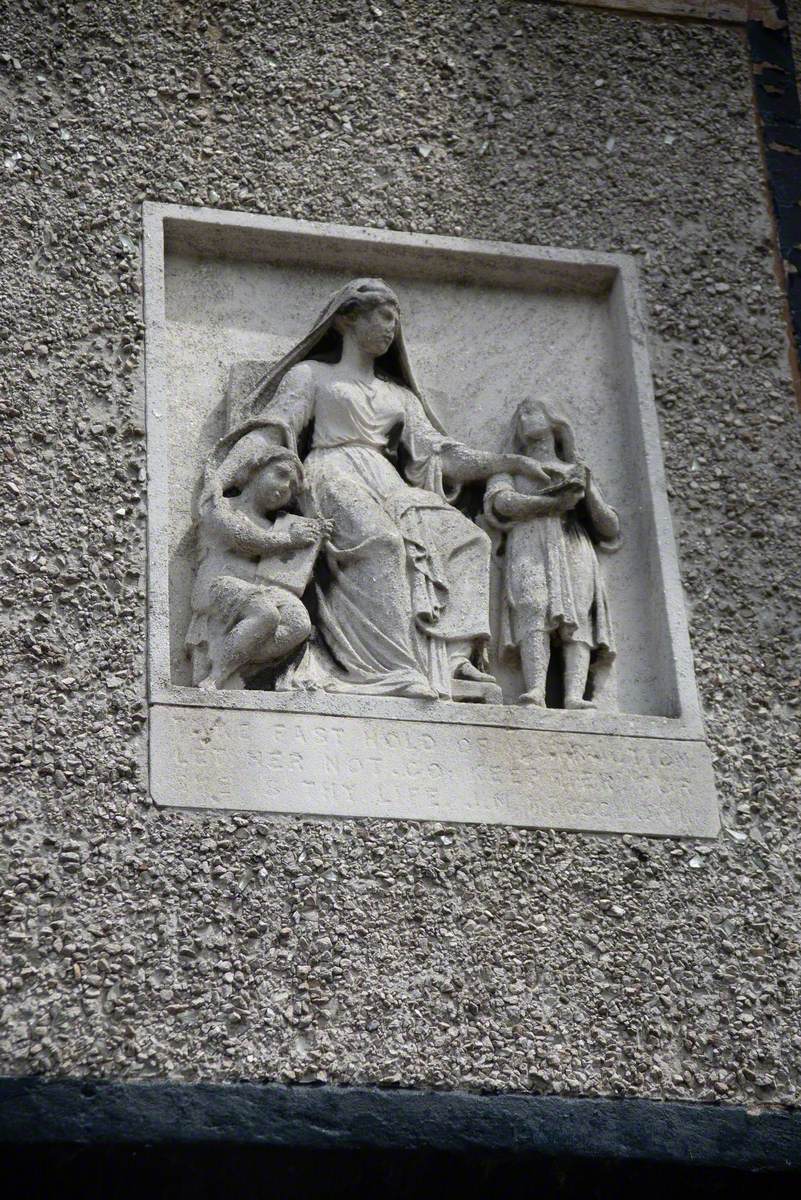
[2,0,800,1106]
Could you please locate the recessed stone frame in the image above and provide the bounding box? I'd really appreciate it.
[143,204,718,837]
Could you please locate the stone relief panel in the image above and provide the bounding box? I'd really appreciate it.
[144,205,718,835]
[185,277,621,711]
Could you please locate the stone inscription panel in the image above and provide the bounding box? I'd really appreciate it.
[151,705,719,837]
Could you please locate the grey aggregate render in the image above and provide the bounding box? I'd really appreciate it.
[1,0,800,1105]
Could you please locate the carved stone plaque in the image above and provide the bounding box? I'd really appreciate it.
[143,203,719,837]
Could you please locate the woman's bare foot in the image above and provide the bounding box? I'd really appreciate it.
[519,689,546,706]
[564,697,597,711]
[451,658,499,686]
[401,679,439,699]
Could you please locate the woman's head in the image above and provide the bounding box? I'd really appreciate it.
[332,278,400,357]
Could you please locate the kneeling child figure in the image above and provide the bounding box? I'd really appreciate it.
[187,439,331,690]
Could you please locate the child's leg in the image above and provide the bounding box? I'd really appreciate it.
[215,593,280,688]
[588,654,615,709]
[519,631,550,705]
[271,594,312,660]
[564,640,594,709]
[191,644,213,687]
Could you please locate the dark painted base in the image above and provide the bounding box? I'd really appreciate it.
[1,1078,799,1198]
[749,0,801,369]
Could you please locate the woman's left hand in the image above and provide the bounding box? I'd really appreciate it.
[510,455,551,485]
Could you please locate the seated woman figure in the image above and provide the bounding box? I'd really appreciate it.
[206,278,550,701]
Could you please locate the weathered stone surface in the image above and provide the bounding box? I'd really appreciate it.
[152,705,718,836]
[1,0,799,1107]
[149,212,671,713]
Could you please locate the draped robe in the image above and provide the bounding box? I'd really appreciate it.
[238,359,492,698]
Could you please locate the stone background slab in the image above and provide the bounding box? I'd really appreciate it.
[1,0,800,1104]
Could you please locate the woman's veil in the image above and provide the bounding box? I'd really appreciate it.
[198,278,446,510]
[238,277,445,431]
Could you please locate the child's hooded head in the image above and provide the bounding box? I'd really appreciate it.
[248,447,304,512]
[218,442,304,512]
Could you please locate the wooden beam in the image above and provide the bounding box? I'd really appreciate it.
[557,1,783,27]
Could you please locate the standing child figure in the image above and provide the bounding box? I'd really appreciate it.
[186,437,332,690]
[484,399,621,710]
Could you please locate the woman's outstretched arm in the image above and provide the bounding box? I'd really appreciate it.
[439,442,551,486]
